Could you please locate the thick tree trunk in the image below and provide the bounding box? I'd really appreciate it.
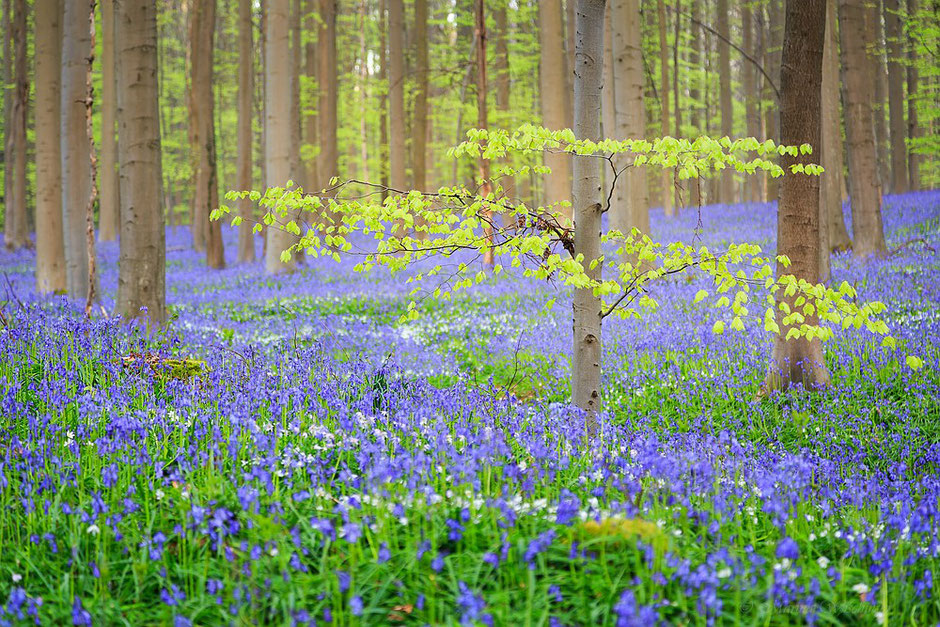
[413,0,428,194]
[116,0,166,326]
[4,0,29,250]
[35,0,66,293]
[2,0,11,246]
[742,4,761,203]
[190,0,225,268]
[98,0,120,242]
[716,0,734,204]
[656,0,672,217]
[540,0,573,221]
[839,0,887,258]
[765,0,831,392]
[571,0,606,432]
[388,0,406,190]
[265,0,295,274]
[61,0,93,298]
[236,0,255,262]
[906,0,920,190]
[883,0,907,194]
[609,0,647,236]
[820,0,851,263]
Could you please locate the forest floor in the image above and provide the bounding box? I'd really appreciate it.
[0,191,938,625]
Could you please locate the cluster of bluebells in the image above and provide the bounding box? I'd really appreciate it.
[0,192,937,623]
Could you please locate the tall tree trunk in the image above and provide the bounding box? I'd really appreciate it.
[883,0,907,194]
[290,0,302,185]
[766,0,830,392]
[358,0,370,183]
[191,0,225,268]
[98,0,120,242]
[83,0,99,315]
[2,0,11,246]
[540,0,572,221]
[716,0,734,204]
[35,0,66,293]
[839,0,886,258]
[303,0,319,190]
[672,0,682,208]
[821,0,852,255]
[236,0,255,262]
[656,0,673,216]
[413,0,428,194]
[742,4,761,203]
[378,0,389,198]
[602,3,615,204]
[906,0,920,190]
[764,0,784,202]
[609,0,647,236]
[475,0,493,266]
[61,0,93,298]
[565,0,576,130]
[388,0,406,190]
[571,0,606,432]
[116,0,166,326]
[689,0,702,205]
[265,0,295,273]
[868,0,890,192]
[5,0,29,250]
[494,3,515,209]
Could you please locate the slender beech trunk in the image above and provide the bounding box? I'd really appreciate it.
[571,0,606,432]
[35,0,66,293]
[565,0,576,130]
[414,0,429,197]
[689,0,702,205]
[265,0,295,274]
[495,3,515,212]
[883,0,907,194]
[2,0,11,245]
[83,0,99,315]
[765,0,784,202]
[358,0,370,183]
[602,4,615,205]
[5,0,29,250]
[716,0,733,204]
[116,0,166,326]
[656,0,672,216]
[236,0,255,262]
[609,0,647,236]
[303,0,319,190]
[388,0,406,190]
[672,0,682,208]
[191,0,225,268]
[906,0,920,190]
[98,0,120,241]
[318,0,338,198]
[540,0,573,221]
[821,0,852,255]
[378,0,389,198]
[765,0,830,392]
[868,1,890,192]
[475,0,493,266]
[61,0,92,298]
[742,4,761,203]
[839,0,886,258]
[289,0,302,185]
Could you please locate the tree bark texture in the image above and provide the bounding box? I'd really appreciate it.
[35,0,66,293]
[883,0,907,194]
[61,0,93,298]
[608,0,647,236]
[540,0,573,220]
[116,0,166,326]
[656,0,673,216]
[764,0,784,202]
[5,0,29,251]
[98,0,120,242]
[264,0,295,274]
[413,0,429,194]
[839,0,887,258]
[821,0,852,256]
[190,0,225,268]
[571,0,606,433]
[388,0,406,190]
[237,0,255,262]
[766,0,831,392]
[303,0,319,190]
[868,0,890,192]
[717,0,734,204]
[906,0,920,190]
[494,4,515,210]
[742,4,761,203]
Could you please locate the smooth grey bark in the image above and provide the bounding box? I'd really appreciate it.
[766,0,831,392]
[236,0,255,262]
[98,0,120,242]
[540,0,573,220]
[116,0,166,326]
[61,0,92,298]
[5,0,29,250]
[571,0,606,432]
[839,0,886,258]
[906,0,920,190]
[883,0,906,194]
[35,0,66,293]
[388,0,406,189]
[264,0,295,273]
[716,0,733,204]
